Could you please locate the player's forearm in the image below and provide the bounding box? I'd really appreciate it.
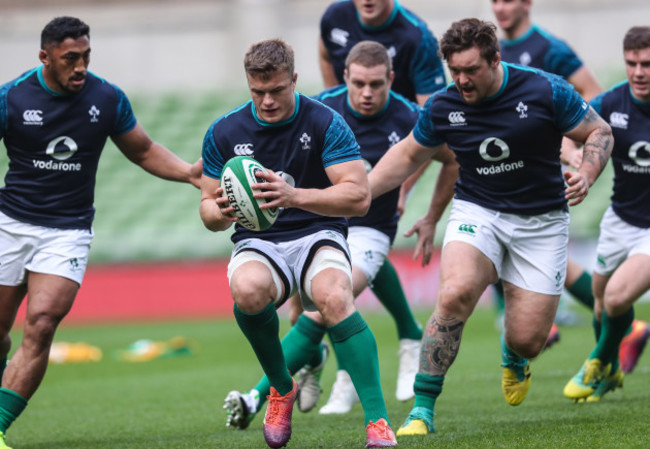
[579,124,613,186]
[370,135,431,199]
[138,142,193,183]
[292,182,370,217]
[199,198,233,232]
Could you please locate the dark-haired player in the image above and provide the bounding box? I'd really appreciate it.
[564,25,650,402]
[0,16,201,448]
[367,18,612,436]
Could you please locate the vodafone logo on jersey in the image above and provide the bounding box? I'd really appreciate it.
[32,136,82,172]
[23,109,43,126]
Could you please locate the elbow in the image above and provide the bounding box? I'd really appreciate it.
[350,189,371,217]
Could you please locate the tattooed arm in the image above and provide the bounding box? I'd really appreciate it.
[562,107,613,206]
[420,312,465,377]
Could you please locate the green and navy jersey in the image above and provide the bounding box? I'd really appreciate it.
[0,67,136,230]
[414,62,588,215]
[500,24,583,79]
[202,93,361,243]
[316,85,420,242]
[320,0,446,102]
[591,82,650,228]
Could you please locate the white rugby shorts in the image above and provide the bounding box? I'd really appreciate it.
[227,229,351,311]
[442,199,569,295]
[348,226,390,285]
[0,211,92,286]
[594,206,650,276]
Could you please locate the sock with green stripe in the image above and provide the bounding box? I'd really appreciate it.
[370,259,423,340]
[405,373,443,432]
[252,314,327,408]
[0,388,27,433]
[590,307,635,366]
[233,303,293,396]
[566,271,595,310]
[329,311,388,426]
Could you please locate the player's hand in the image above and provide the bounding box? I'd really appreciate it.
[214,186,238,223]
[250,170,296,209]
[404,215,437,267]
[564,170,589,206]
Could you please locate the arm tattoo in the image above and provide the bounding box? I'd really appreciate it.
[581,108,613,176]
[420,312,465,376]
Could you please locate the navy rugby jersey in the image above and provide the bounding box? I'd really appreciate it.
[316,86,419,242]
[591,82,650,228]
[500,24,583,79]
[202,93,362,244]
[0,67,136,230]
[414,62,588,215]
[320,0,446,102]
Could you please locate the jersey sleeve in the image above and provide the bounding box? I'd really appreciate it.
[322,112,362,167]
[589,91,606,116]
[410,25,447,95]
[201,121,226,179]
[549,75,589,132]
[412,93,445,147]
[543,37,583,79]
[0,83,8,140]
[111,84,137,136]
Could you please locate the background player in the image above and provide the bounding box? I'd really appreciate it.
[563,25,650,402]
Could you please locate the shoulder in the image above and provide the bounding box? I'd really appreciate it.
[321,1,355,23]
[315,84,348,103]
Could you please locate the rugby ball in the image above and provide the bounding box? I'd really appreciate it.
[221,156,279,231]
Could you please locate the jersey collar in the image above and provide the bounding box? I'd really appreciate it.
[36,64,68,97]
[357,1,400,32]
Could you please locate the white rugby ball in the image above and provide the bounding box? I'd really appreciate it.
[221,156,279,231]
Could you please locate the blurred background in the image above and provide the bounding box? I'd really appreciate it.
[1,0,647,267]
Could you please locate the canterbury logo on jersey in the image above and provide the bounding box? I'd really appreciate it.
[448,111,466,126]
[330,28,349,47]
[609,112,628,129]
[234,143,254,156]
[23,110,43,126]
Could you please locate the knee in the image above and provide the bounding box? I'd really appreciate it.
[504,332,545,359]
[603,285,632,316]
[437,282,475,319]
[310,282,354,325]
[24,312,63,347]
[230,276,274,313]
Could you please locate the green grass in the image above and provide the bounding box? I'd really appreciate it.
[6,302,650,448]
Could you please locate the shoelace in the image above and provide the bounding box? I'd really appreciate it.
[265,389,292,425]
[368,420,390,439]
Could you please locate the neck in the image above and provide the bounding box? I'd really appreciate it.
[487,62,505,98]
[504,18,532,40]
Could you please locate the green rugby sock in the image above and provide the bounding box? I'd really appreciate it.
[329,312,388,426]
[0,388,27,433]
[413,373,444,411]
[253,314,326,407]
[233,303,293,396]
[371,259,423,340]
[493,280,505,313]
[590,307,635,366]
[566,272,595,309]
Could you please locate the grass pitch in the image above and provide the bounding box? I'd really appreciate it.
[7,302,650,448]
